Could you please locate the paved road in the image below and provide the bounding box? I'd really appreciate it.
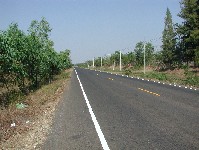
[43,68,199,150]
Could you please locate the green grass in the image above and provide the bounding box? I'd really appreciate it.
[97,66,199,88]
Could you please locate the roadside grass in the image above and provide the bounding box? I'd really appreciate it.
[131,70,199,87]
[0,69,72,145]
[93,66,199,88]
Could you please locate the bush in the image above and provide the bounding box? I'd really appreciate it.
[124,68,132,76]
[143,72,167,81]
[184,70,199,86]
[0,18,72,107]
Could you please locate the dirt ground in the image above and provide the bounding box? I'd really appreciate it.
[0,70,72,150]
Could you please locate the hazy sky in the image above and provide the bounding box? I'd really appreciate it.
[0,0,182,64]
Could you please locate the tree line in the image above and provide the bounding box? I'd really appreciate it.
[0,18,72,106]
[79,0,199,70]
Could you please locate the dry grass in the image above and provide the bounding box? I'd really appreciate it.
[0,69,72,149]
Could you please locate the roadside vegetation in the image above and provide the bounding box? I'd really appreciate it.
[0,69,72,148]
[0,18,72,147]
[78,0,199,88]
[0,17,72,108]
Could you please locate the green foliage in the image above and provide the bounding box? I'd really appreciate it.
[110,51,120,66]
[184,69,199,86]
[134,42,144,66]
[134,41,155,67]
[142,72,168,81]
[0,18,72,107]
[124,68,132,76]
[162,8,176,68]
[178,0,199,66]
[122,52,136,66]
[94,57,102,67]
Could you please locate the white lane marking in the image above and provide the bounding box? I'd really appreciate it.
[74,70,110,150]
[86,69,198,92]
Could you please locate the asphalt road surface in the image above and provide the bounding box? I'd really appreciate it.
[43,68,199,150]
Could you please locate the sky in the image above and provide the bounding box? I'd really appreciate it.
[0,0,182,64]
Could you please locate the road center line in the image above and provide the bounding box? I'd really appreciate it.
[74,69,110,150]
[138,88,160,97]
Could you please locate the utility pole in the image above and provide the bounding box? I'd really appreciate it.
[120,50,122,71]
[101,57,102,68]
[93,58,95,68]
[144,43,146,74]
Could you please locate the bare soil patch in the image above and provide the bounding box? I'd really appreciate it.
[0,69,72,149]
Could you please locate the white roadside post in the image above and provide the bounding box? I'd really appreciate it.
[120,50,122,71]
[144,43,146,74]
[113,61,115,71]
[93,58,95,69]
[101,57,102,68]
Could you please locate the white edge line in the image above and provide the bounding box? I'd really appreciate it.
[74,70,110,150]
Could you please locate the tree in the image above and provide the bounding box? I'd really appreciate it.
[127,52,136,66]
[134,42,144,66]
[94,57,102,67]
[162,8,176,68]
[26,17,54,88]
[121,52,135,67]
[134,41,154,67]
[58,49,72,69]
[0,24,27,92]
[110,51,120,66]
[178,0,199,66]
[0,18,72,106]
[145,42,155,66]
